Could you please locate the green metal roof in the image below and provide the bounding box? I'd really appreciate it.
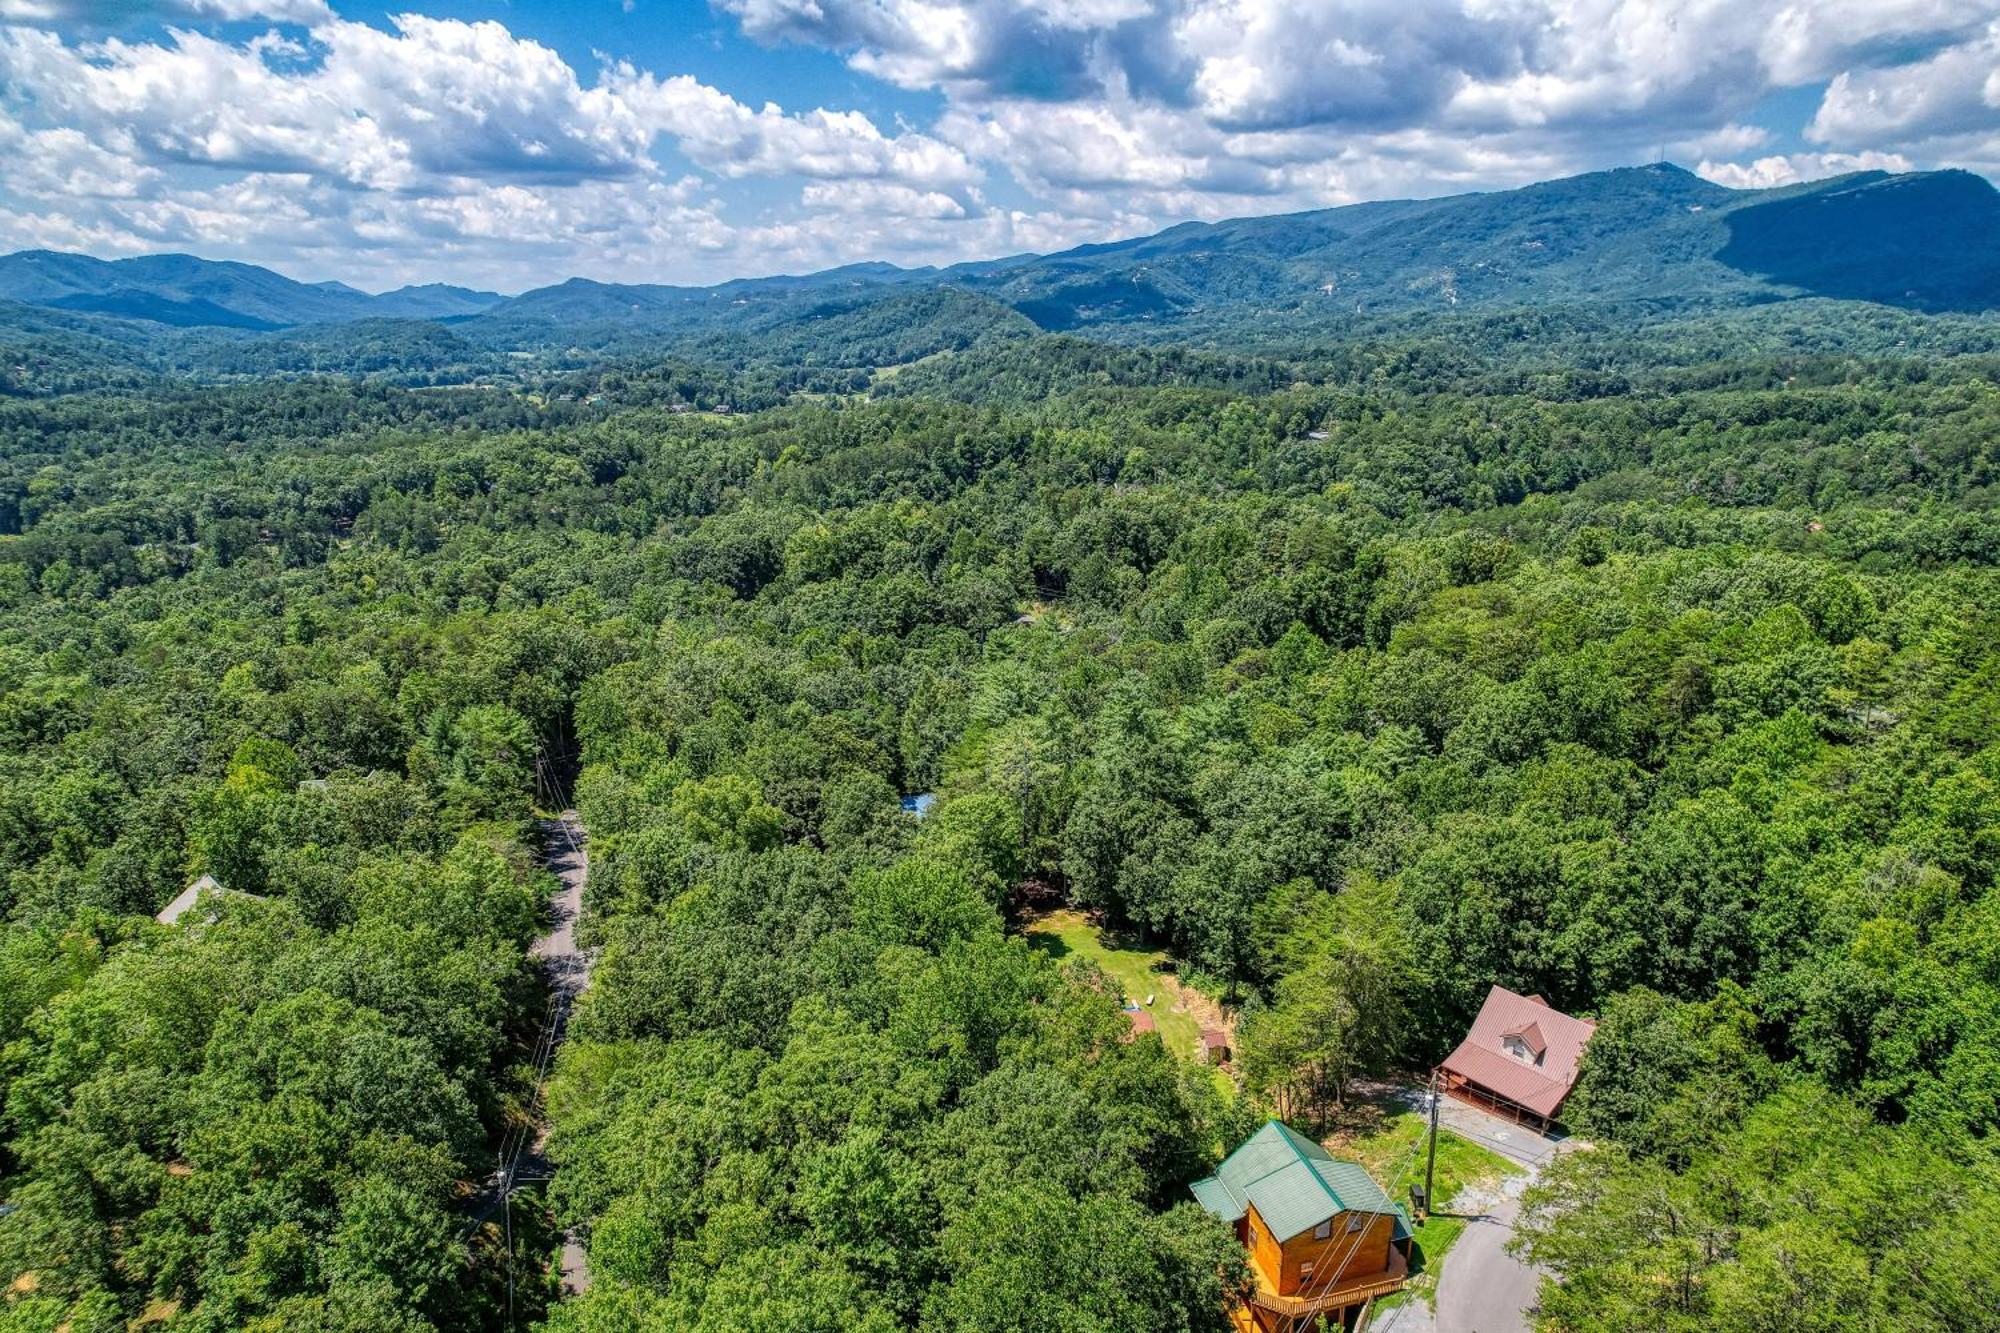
[1189,1175,1244,1221]
[1188,1120,1409,1243]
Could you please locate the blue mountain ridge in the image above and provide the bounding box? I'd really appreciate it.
[1,164,1992,338]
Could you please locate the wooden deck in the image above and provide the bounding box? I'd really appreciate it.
[1234,1246,1409,1332]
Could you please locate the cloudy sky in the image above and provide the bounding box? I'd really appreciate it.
[0,0,1995,292]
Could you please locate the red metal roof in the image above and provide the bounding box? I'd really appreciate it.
[1439,986,1596,1119]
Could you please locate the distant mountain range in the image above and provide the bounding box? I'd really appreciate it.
[0,250,505,329]
[1,164,1994,353]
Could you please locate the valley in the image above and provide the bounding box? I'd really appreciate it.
[0,158,1997,1333]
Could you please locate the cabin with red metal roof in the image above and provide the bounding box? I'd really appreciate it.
[1436,985,1596,1131]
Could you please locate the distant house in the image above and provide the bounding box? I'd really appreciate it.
[154,875,261,926]
[1200,1027,1232,1065]
[1190,1120,1410,1333]
[1436,985,1597,1130]
[900,792,937,819]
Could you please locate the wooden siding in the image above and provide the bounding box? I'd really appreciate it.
[1243,1202,1399,1297]
[1245,1200,1285,1289]
[1440,1070,1555,1131]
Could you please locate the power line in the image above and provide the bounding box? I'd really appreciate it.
[458,786,590,1251]
[1284,1091,1437,1329]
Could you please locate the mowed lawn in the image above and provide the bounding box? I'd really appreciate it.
[1023,909,1222,1067]
[1331,1107,1520,1308]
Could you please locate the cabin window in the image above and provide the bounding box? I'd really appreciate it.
[1299,1262,1315,1282]
[1346,1214,1365,1234]
[1314,1220,1331,1240]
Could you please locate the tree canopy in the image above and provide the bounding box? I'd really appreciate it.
[2,303,1998,1329]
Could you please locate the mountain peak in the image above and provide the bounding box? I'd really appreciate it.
[0,162,1992,332]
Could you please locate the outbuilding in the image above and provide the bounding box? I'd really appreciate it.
[1200,1027,1232,1065]
[154,875,261,926]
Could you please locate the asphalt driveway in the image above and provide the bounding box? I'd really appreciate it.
[1370,1091,1571,1333]
[1433,1175,1537,1333]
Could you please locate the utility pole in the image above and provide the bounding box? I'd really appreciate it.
[1423,1068,1440,1217]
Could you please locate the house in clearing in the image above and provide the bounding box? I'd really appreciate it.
[1436,985,1596,1131]
[1190,1120,1410,1333]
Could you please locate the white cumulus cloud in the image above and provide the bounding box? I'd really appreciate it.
[0,0,330,19]
[1695,149,1916,188]
[0,12,993,285]
[0,1,1995,287]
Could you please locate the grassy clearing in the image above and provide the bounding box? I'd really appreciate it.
[1024,909,1228,1075]
[1329,1107,1520,1310]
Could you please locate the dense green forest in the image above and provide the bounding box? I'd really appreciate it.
[0,304,1997,1332]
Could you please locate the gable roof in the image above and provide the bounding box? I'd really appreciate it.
[1189,1120,1409,1243]
[1439,985,1596,1118]
[154,875,263,926]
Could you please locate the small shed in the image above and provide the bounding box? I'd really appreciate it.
[1122,1009,1157,1043]
[1200,1027,1232,1065]
[900,793,937,820]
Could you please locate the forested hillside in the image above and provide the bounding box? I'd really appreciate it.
[5,164,1998,393]
[0,301,1998,1332]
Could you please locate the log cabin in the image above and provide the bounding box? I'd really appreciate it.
[1190,1121,1411,1333]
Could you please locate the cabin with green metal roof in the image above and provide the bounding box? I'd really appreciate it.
[1190,1121,1410,1332]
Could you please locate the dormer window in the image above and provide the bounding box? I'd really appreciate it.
[1501,1020,1547,1065]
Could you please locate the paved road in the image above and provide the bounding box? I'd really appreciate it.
[1434,1176,1537,1333]
[529,811,591,1004]
[529,812,593,1297]
[1371,1092,1566,1333]
[1390,1084,1564,1171]
[1435,1100,1563,1172]
[459,811,595,1294]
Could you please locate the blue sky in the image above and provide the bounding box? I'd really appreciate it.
[0,0,1994,291]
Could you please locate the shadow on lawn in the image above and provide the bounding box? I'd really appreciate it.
[1025,932,1072,961]
[1298,1093,1395,1142]
[1404,1235,1437,1280]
